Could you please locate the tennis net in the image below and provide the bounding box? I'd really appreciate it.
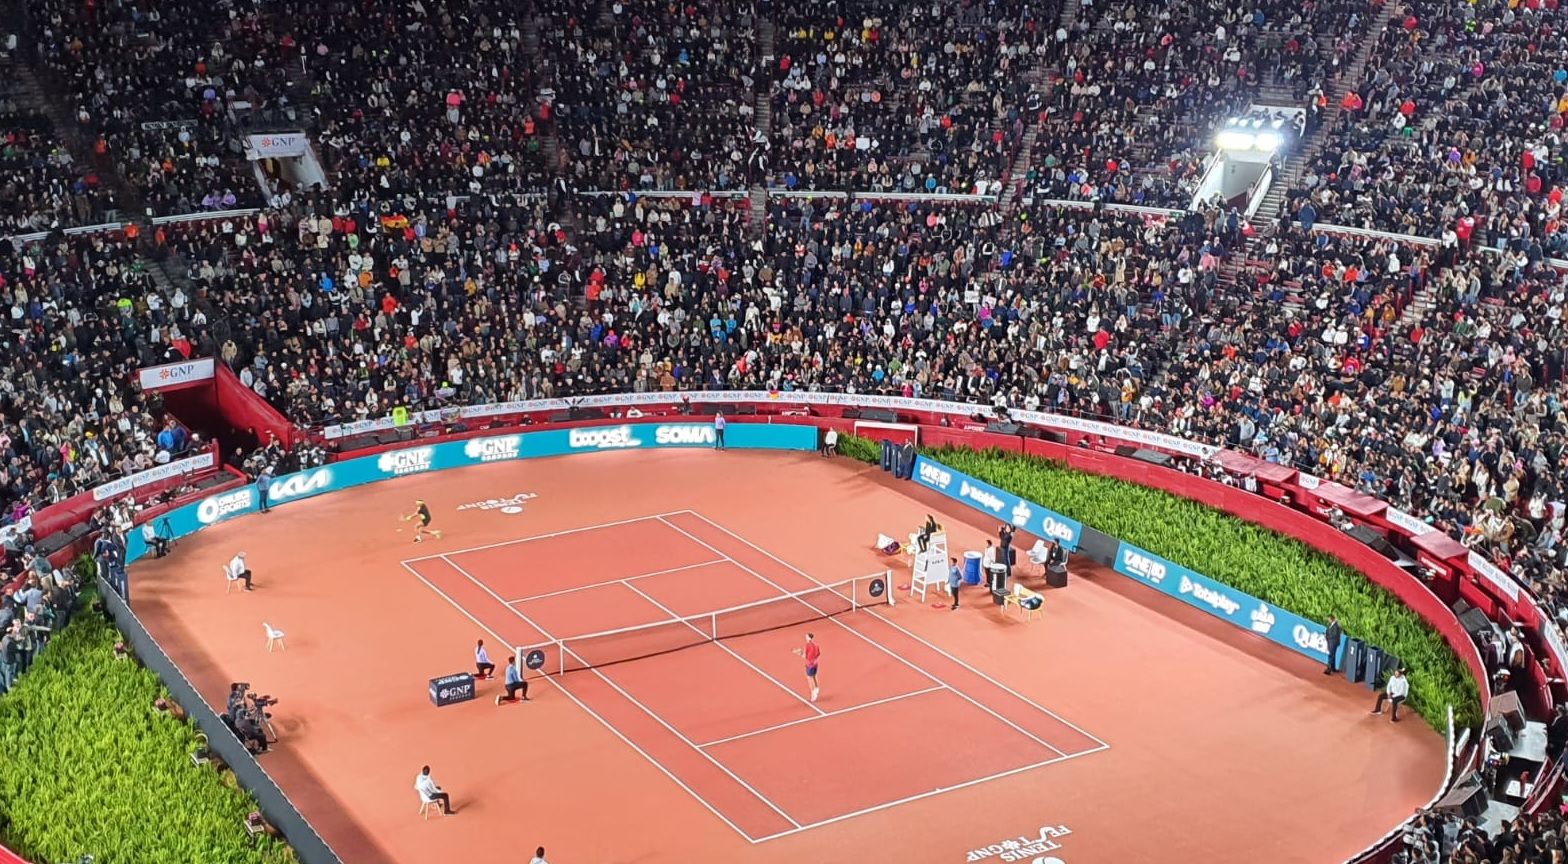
[514,571,893,675]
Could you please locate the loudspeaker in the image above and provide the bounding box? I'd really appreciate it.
[1036,429,1068,444]
[1129,448,1173,468]
[1046,564,1069,588]
[985,421,1021,435]
[858,408,899,423]
[1347,524,1401,561]
[569,407,605,420]
[1490,691,1527,734]
[1434,772,1488,818]
[1114,445,1138,457]
[731,404,757,416]
[1458,607,1494,641]
[548,411,574,423]
[842,408,862,420]
[1485,714,1516,752]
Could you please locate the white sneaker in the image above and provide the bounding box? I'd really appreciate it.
[810,689,819,703]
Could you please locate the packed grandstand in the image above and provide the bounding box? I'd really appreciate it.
[1,0,1567,860]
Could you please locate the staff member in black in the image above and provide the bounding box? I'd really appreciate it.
[997,524,1015,582]
[1323,616,1342,675]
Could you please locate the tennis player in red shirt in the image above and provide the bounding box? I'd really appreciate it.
[793,633,821,702]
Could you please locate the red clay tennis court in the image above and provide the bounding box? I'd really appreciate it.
[127,450,1446,864]
[403,509,1108,842]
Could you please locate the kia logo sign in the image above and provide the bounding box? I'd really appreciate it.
[268,469,332,503]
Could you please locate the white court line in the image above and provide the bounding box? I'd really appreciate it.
[403,512,678,564]
[560,642,804,830]
[437,553,804,831]
[504,559,729,605]
[698,685,945,748]
[620,580,826,717]
[398,560,757,840]
[653,514,1067,757]
[749,743,1111,843]
[674,509,1112,751]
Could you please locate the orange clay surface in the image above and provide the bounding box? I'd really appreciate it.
[128,450,1446,864]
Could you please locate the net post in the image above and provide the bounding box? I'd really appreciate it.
[853,576,861,612]
[710,612,718,640]
[558,639,565,676]
[885,569,895,607]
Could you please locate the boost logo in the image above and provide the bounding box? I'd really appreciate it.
[463,436,523,462]
[377,447,435,476]
[197,489,254,524]
[567,425,643,450]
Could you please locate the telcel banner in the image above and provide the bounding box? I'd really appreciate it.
[1111,541,1345,666]
[909,455,1083,549]
[126,423,814,562]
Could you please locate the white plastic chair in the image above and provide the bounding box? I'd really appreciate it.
[1027,540,1051,570]
[418,790,445,820]
[225,567,242,594]
[263,623,287,652]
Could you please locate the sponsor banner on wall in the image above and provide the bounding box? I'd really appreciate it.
[126,424,815,562]
[137,358,216,391]
[325,391,1213,459]
[1384,506,1435,536]
[245,133,309,158]
[1111,540,1341,665]
[92,451,217,501]
[910,456,1083,549]
[1467,550,1522,602]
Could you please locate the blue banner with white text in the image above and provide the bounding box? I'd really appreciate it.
[909,455,1083,549]
[127,423,814,563]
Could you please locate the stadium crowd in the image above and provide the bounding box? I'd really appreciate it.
[1290,0,1568,256]
[3,0,1568,855]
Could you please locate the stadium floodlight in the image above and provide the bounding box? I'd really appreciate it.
[1216,130,1255,151]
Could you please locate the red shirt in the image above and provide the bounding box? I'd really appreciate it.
[803,641,821,666]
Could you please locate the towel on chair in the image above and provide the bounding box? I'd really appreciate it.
[875,534,901,554]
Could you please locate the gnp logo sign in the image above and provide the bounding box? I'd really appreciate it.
[1120,549,1167,584]
[377,447,435,476]
[197,488,254,524]
[568,425,644,450]
[653,425,716,445]
[267,468,332,503]
[464,436,523,462]
[918,461,953,490]
[960,480,1005,513]
[1178,575,1241,616]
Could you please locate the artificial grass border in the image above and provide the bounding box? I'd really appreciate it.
[0,590,294,864]
[843,436,1480,730]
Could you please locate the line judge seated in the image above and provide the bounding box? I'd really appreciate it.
[227,552,254,591]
